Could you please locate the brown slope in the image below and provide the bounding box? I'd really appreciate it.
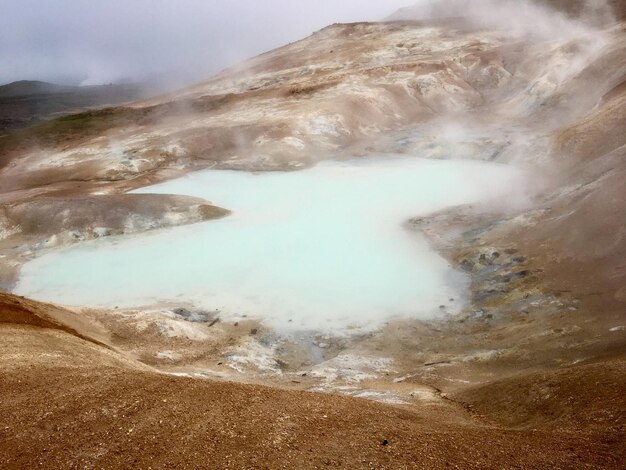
[480,71,626,320]
[0,291,106,344]
[0,293,624,469]
[455,359,626,432]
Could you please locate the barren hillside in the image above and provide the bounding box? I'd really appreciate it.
[0,1,625,467]
[1,294,624,468]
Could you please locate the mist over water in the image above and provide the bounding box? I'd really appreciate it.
[15,157,525,333]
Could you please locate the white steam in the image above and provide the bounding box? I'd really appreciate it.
[389,0,616,40]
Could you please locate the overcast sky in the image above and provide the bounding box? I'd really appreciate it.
[0,0,410,87]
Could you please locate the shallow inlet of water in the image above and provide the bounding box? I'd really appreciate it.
[15,156,525,333]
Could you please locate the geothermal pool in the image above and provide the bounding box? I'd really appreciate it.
[15,156,524,333]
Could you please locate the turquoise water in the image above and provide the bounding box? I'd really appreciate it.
[14,156,524,333]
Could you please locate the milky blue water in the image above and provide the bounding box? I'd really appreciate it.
[14,156,524,333]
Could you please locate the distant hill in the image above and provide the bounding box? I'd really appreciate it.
[0,80,74,98]
[0,80,150,131]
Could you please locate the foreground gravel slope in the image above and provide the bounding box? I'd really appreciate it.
[1,294,624,469]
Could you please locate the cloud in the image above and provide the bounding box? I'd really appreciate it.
[0,0,409,87]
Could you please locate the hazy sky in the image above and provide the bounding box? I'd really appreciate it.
[0,0,410,87]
